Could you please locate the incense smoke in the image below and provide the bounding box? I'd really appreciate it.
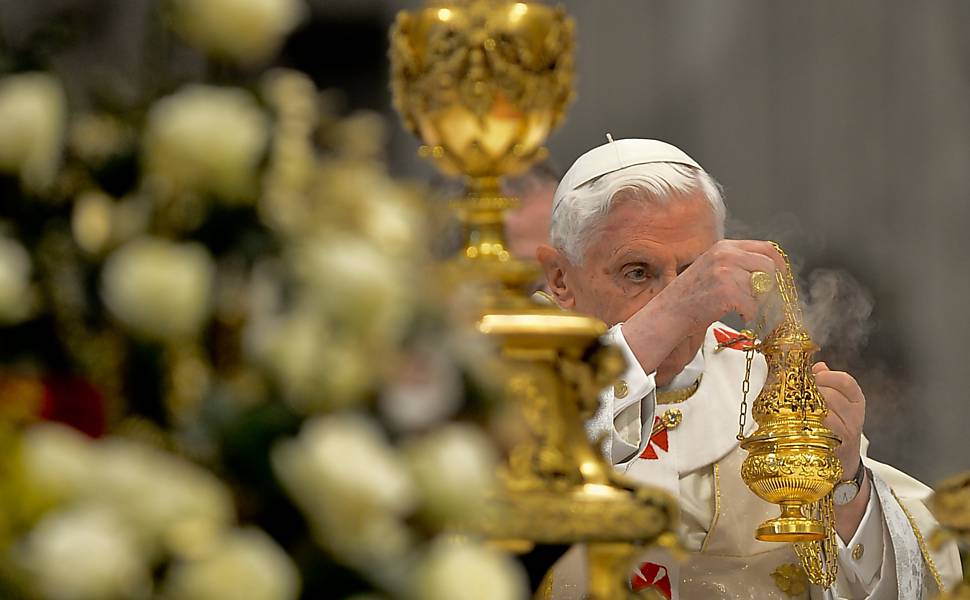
[801,268,875,361]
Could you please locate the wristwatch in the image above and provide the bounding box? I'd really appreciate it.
[833,460,867,506]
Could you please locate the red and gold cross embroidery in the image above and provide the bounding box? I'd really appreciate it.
[713,326,756,351]
[639,416,669,460]
[639,409,682,460]
[631,561,672,599]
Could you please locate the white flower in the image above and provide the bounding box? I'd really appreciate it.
[250,233,414,409]
[69,112,132,165]
[272,413,416,565]
[414,537,527,600]
[21,423,97,502]
[171,0,306,64]
[91,438,235,555]
[18,506,151,600]
[0,233,35,324]
[360,193,422,255]
[162,528,300,600]
[101,237,215,340]
[313,162,420,249]
[22,426,235,560]
[0,72,65,191]
[248,302,371,411]
[144,85,269,202]
[293,234,410,343]
[406,424,497,521]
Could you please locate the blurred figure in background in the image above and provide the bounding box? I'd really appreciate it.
[503,161,559,262]
[504,161,559,298]
[433,162,558,293]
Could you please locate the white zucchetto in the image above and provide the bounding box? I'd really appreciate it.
[555,137,703,197]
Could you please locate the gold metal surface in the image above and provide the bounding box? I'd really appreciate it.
[851,543,864,561]
[929,471,970,544]
[467,320,675,549]
[738,243,842,588]
[391,0,575,299]
[750,270,774,296]
[390,2,675,598]
[649,409,683,440]
[660,408,682,431]
[656,376,701,405]
[391,0,574,180]
[928,473,969,599]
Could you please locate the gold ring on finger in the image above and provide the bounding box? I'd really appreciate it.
[750,270,774,296]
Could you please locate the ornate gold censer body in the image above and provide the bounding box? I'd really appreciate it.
[391,2,676,598]
[736,243,843,587]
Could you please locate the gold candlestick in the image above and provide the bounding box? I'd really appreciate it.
[390,2,676,597]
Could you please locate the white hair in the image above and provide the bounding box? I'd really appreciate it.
[550,162,726,264]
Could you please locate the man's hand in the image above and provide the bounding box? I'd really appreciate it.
[814,361,865,480]
[655,239,786,327]
[814,361,870,541]
[622,240,785,378]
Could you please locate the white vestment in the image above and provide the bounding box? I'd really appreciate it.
[549,322,962,599]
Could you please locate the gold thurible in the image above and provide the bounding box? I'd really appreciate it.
[737,243,842,588]
[390,2,676,598]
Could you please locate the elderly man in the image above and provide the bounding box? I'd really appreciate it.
[537,138,961,599]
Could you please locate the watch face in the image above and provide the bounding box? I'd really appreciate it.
[834,482,859,506]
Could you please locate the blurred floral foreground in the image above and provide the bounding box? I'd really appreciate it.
[0,1,527,599]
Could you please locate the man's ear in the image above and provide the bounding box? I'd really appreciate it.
[536,244,575,309]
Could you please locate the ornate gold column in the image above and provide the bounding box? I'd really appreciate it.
[390,2,676,597]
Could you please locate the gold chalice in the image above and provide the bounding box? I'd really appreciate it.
[391,0,574,293]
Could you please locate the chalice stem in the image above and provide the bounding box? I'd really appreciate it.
[452,176,515,262]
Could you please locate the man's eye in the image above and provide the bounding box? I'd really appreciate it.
[624,267,650,282]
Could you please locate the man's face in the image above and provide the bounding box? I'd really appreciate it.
[540,191,718,382]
